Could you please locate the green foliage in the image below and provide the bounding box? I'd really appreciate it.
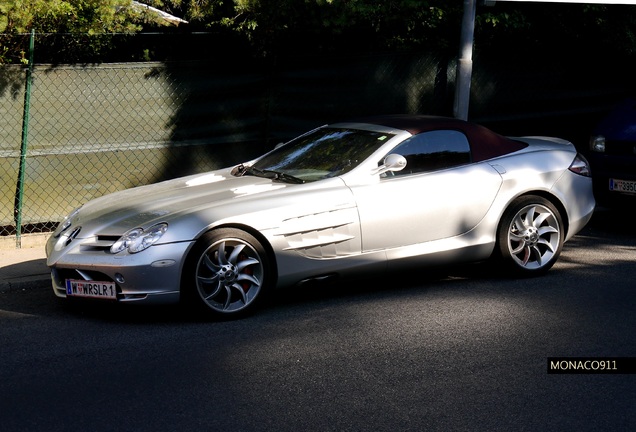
[2,0,636,63]
[224,0,460,52]
[475,3,636,60]
[0,0,143,63]
[150,1,636,61]
[0,0,141,34]
[139,0,462,55]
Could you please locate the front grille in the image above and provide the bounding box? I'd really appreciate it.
[56,268,117,284]
[605,140,636,157]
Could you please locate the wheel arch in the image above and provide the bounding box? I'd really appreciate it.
[193,222,279,284]
[497,190,570,238]
[492,191,567,275]
[179,223,279,317]
[514,190,569,238]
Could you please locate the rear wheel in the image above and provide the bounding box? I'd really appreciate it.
[182,228,271,318]
[497,196,564,276]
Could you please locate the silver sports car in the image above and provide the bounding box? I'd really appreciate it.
[46,115,595,317]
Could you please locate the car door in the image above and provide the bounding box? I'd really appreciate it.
[347,130,503,252]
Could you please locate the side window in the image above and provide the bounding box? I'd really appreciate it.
[389,130,471,176]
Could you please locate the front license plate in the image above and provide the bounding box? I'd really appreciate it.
[609,178,636,195]
[66,279,117,300]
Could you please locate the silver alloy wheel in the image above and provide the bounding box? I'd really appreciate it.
[505,203,561,270]
[195,237,265,313]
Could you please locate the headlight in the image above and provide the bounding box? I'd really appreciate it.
[110,223,168,254]
[590,135,605,153]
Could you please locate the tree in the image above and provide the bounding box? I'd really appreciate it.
[0,0,181,63]
[139,0,463,56]
[0,0,141,34]
[146,1,636,60]
[475,2,636,60]
[3,1,635,63]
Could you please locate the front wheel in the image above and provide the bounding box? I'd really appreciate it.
[182,228,272,318]
[496,196,564,276]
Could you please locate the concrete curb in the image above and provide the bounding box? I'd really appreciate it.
[0,274,50,293]
[0,246,49,293]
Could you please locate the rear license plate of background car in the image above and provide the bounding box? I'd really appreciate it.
[609,178,636,195]
[65,279,117,300]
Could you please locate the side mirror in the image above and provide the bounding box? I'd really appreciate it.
[373,153,407,176]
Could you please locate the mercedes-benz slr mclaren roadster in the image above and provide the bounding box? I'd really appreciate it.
[46,116,595,318]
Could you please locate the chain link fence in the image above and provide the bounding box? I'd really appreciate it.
[0,33,457,246]
[1,33,634,247]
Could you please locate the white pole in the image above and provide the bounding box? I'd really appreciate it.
[454,0,477,120]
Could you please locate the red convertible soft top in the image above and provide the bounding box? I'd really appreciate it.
[355,115,528,162]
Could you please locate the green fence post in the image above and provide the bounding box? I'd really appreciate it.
[14,30,35,248]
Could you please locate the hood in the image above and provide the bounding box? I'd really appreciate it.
[70,168,291,235]
[594,98,636,141]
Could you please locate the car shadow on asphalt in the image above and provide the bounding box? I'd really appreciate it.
[0,260,497,324]
[588,205,636,236]
[267,260,502,310]
[3,207,632,324]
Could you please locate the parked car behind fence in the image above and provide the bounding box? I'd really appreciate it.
[588,98,636,207]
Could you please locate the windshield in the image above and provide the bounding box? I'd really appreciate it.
[248,127,395,182]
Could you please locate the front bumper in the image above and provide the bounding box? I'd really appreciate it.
[47,239,194,305]
[588,152,636,206]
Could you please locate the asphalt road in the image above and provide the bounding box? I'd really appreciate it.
[1,208,634,432]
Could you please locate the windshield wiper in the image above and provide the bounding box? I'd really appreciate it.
[268,170,305,184]
[236,164,271,179]
[237,165,305,184]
